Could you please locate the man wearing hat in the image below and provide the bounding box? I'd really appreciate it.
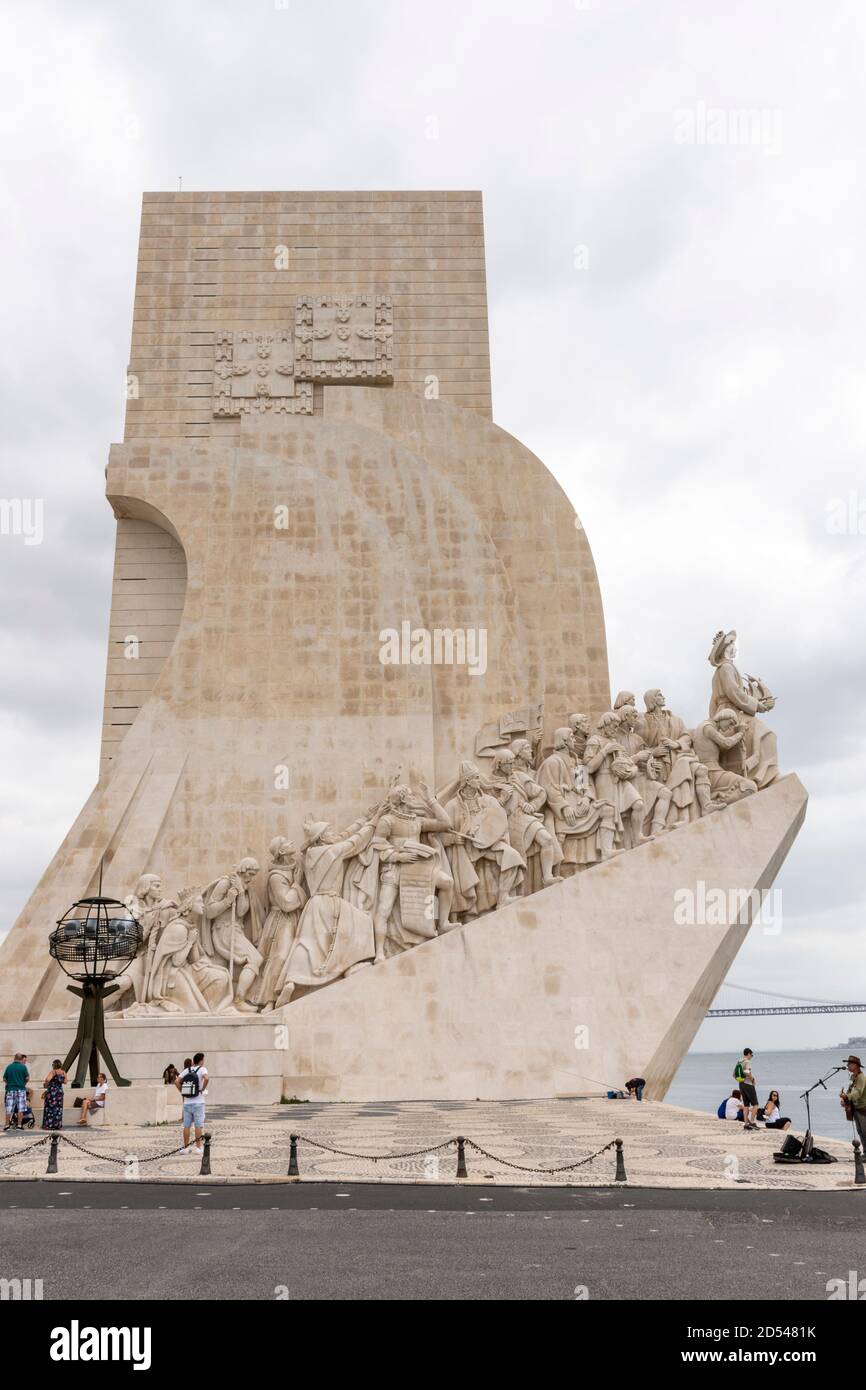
[708,628,778,788]
[840,1055,866,1153]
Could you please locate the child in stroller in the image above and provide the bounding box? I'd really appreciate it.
[10,1089,36,1129]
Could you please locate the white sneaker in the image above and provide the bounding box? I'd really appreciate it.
[193,1145,204,1156]
[180,1144,193,1154]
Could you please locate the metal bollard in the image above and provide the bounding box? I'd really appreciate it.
[288,1134,300,1178]
[46,1134,59,1174]
[199,1132,212,1177]
[614,1138,627,1183]
[853,1140,866,1186]
[455,1136,467,1180]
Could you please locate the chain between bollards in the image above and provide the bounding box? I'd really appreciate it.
[286,1132,623,1182]
[853,1139,866,1186]
[46,1134,59,1174]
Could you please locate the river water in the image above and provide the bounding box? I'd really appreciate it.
[666,1048,860,1142]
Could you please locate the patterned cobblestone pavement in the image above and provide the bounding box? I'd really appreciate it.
[0,1098,860,1189]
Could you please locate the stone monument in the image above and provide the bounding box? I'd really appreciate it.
[0,191,806,1103]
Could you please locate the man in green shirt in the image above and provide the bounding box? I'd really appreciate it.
[841,1054,866,1155]
[3,1052,30,1131]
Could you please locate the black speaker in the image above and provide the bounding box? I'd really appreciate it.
[780,1133,802,1158]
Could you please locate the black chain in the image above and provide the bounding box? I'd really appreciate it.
[463,1137,617,1174]
[0,1136,49,1162]
[293,1133,618,1173]
[293,1134,457,1161]
[55,1134,188,1164]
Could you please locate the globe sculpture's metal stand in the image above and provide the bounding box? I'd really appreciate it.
[49,897,142,1089]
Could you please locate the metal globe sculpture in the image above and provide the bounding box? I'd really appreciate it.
[49,895,142,1088]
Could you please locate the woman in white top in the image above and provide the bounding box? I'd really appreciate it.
[78,1073,108,1126]
[758,1090,791,1130]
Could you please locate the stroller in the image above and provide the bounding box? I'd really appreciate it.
[9,1094,36,1129]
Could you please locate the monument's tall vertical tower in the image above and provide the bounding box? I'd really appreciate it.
[102,191,499,774]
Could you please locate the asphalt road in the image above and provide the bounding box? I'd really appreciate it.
[1,1183,863,1300]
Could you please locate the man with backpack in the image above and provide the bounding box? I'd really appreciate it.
[176,1052,208,1155]
[733,1048,759,1130]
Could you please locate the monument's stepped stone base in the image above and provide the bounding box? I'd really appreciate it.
[0,777,805,1104]
[0,1019,285,1106]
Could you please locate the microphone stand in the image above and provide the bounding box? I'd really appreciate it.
[798,1066,846,1161]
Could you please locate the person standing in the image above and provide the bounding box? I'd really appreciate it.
[41,1059,66,1130]
[3,1052,30,1131]
[176,1052,208,1156]
[733,1049,759,1130]
[840,1054,866,1155]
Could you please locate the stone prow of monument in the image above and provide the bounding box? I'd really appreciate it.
[0,191,806,1106]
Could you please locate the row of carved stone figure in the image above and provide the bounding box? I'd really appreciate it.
[113,628,778,1017]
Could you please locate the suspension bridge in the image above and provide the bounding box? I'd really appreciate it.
[707,983,866,1018]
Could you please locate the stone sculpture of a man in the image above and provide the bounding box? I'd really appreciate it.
[584,714,652,850]
[567,713,593,792]
[113,873,171,1009]
[201,857,264,1013]
[372,781,456,959]
[441,761,525,918]
[708,630,778,788]
[615,706,674,836]
[140,888,234,1015]
[492,745,563,893]
[538,728,616,873]
[252,838,308,1011]
[691,708,758,804]
[641,688,720,825]
[274,815,377,1004]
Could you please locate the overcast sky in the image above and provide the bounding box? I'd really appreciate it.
[1,0,864,1051]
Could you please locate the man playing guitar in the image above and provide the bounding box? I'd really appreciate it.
[840,1054,866,1154]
